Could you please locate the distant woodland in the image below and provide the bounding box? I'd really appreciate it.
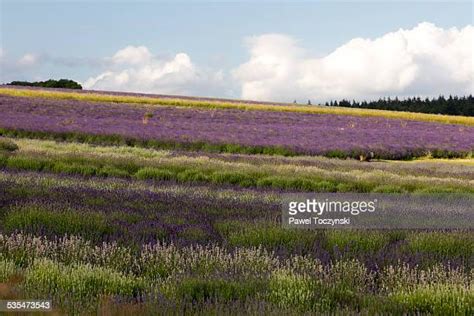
[7,79,82,90]
[323,95,474,116]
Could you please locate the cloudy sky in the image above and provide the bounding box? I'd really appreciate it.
[1,1,473,102]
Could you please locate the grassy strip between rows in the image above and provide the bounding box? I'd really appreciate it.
[1,128,471,160]
[9,137,474,180]
[0,145,472,194]
[1,87,474,126]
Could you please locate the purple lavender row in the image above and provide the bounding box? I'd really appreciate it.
[0,95,472,157]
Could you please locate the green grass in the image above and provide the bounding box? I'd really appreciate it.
[325,230,394,253]
[4,205,112,239]
[52,162,98,176]
[268,270,318,311]
[135,167,174,181]
[177,227,211,243]
[0,258,18,282]
[6,155,47,171]
[24,258,145,311]
[171,277,267,302]
[406,231,474,259]
[0,138,19,152]
[215,220,320,251]
[389,284,474,315]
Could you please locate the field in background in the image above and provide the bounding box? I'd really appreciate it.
[1,90,473,160]
[0,88,472,314]
[1,86,474,125]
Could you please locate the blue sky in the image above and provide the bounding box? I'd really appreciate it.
[1,1,473,101]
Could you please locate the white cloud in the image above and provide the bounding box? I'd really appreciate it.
[83,46,227,96]
[5,22,473,101]
[110,45,153,65]
[1,50,42,82]
[233,22,474,102]
[18,53,39,66]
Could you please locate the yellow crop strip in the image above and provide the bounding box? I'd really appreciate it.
[408,158,474,166]
[1,87,473,126]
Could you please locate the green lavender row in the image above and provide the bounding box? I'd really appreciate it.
[1,138,472,194]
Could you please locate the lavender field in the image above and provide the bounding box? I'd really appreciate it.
[0,168,472,314]
[1,94,472,159]
[0,88,472,314]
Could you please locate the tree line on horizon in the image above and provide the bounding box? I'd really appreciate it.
[321,95,474,117]
[7,79,82,90]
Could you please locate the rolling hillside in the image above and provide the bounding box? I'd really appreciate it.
[0,86,472,314]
